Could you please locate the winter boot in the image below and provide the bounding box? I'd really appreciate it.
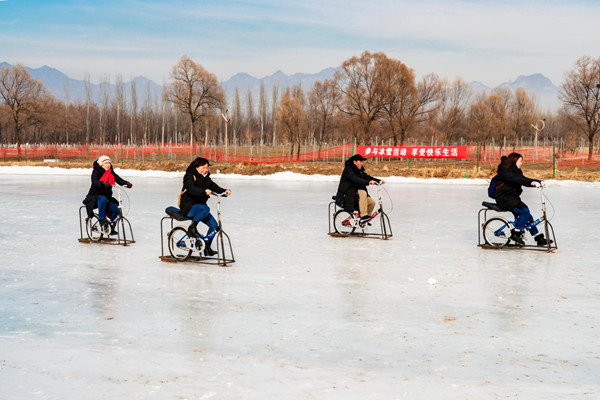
[534,233,553,247]
[110,220,118,235]
[203,235,217,256]
[204,247,218,257]
[188,221,200,237]
[510,229,525,245]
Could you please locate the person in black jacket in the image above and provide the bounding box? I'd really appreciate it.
[82,155,132,235]
[336,154,385,225]
[178,157,231,256]
[494,152,549,246]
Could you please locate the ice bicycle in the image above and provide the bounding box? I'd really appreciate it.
[159,193,235,266]
[78,186,135,246]
[328,183,393,239]
[478,185,557,252]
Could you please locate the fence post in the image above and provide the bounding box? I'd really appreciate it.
[199,140,202,157]
[120,143,124,167]
[476,140,480,172]
[54,143,58,160]
[407,139,411,172]
[158,141,161,167]
[25,143,28,163]
[86,142,89,162]
[351,137,356,155]
[552,141,556,177]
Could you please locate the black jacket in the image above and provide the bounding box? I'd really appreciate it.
[178,163,227,216]
[82,161,130,218]
[336,158,380,211]
[495,163,539,211]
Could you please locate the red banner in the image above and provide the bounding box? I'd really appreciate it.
[357,145,468,159]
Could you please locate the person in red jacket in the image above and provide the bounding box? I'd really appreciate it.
[83,155,132,235]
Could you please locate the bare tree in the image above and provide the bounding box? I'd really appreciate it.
[559,55,600,159]
[115,74,124,144]
[259,81,267,146]
[166,55,225,143]
[510,87,537,145]
[0,64,53,149]
[309,78,339,147]
[435,77,472,144]
[98,75,110,145]
[271,83,279,145]
[84,74,92,146]
[246,88,254,144]
[130,77,138,144]
[334,51,388,143]
[378,57,418,145]
[232,88,242,146]
[277,85,307,156]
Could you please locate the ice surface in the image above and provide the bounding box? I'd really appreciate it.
[0,167,599,399]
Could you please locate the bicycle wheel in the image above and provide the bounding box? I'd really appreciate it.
[333,210,355,236]
[168,226,193,261]
[86,215,104,242]
[483,217,511,247]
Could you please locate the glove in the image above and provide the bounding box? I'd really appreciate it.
[126,182,133,189]
[532,181,541,188]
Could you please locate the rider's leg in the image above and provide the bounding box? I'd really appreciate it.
[357,190,373,221]
[512,207,532,231]
[107,201,120,224]
[510,207,531,244]
[97,195,108,221]
[201,213,219,256]
[187,204,210,236]
[366,196,375,217]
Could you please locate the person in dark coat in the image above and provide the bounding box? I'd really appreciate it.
[494,152,549,246]
[178,157,231,256]
[82,155,132,234]
[336,154,385,224]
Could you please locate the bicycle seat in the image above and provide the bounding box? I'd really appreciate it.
[481,201,504,212]
[165,206,191,221]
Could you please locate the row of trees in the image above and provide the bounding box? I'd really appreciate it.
[1,52,599,158]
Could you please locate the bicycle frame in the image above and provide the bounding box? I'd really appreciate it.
[478,186,557,252]
[328,184,393,240]
[160,193,235,266]
[78,187,135,245]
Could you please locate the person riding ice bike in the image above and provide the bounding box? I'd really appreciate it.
[493,152,550,246]
[82,155,132,235]
[178,157,231,257]
[335,154,385,226]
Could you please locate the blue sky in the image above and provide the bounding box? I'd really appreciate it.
[1,0,599,86]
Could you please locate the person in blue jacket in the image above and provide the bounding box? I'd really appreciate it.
[178,157,231,256]
[494,152,549,246]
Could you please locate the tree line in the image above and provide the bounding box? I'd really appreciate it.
[1,52,599,158]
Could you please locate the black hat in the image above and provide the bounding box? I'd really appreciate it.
[349,154,367,162]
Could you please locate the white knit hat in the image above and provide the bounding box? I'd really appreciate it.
[98,155,111,166]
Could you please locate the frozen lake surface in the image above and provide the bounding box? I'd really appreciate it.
[1,167,599,399]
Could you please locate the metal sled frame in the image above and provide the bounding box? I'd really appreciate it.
[159,214,235,267]
[477,204,557,253]
[328,201,393,240]
[78,206,135,246]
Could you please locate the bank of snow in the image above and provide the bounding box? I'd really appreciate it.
[0,166,598,188]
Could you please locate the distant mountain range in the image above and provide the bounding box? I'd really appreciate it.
[0,62,561,111]
[0,62,163,107]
